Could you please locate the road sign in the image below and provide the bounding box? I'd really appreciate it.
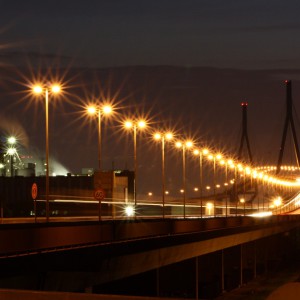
[94,188,105,200]
[31,183,38,200]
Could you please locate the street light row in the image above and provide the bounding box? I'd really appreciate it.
[30,83,300,220]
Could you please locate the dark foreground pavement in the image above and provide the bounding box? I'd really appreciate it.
[215,264,300,300]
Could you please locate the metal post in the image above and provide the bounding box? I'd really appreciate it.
[97,110,102,171]
[243,170,246,216]
[200,153,203,218]
[213,157,216,217]
[225,163,228,217]
[183,146,186,218]
[235,167,238,216]
[45,88,49,222]
[133,125,137,207]
[162,137,165,218]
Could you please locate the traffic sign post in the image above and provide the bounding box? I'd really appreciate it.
[94,188,105,221]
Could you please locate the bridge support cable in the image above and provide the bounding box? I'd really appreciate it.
[276,80,300,174]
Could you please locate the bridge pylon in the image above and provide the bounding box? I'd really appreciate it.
[238,102,253,164]
[276,80,300,174]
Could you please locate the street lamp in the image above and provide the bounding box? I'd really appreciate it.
[154,131,173,218]
[208,153,222,217]
[124,119,147,207]
[176,140,193,218]
[193,148,209,218]
[87,104,113,171]
[32,83,61,221]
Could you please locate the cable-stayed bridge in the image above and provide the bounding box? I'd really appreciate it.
[1,80,300,299]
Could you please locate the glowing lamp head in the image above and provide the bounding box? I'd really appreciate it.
[202,148,209,155]
[137,120,146,129]
[51,84,61,94]
[87,106,97,115]
[186,141,193,148]
[124,121,133,129]
[165,132,173,140]
[227,159,234,165]
[193,149,200,155]
[7,136,16,145]
[216,154,222,160]
[33,85,43,94]
[102,105,112,115]
[274,197,282,207]
[175,141,182,148]
[154,133,161,140]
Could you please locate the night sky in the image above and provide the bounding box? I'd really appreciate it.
[1,0,300,69]
[1,0,300,196]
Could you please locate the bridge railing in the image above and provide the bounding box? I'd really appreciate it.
[0,195,266,223]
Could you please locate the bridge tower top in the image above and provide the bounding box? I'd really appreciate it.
[276,80,300,174]
[238,101,253,164]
